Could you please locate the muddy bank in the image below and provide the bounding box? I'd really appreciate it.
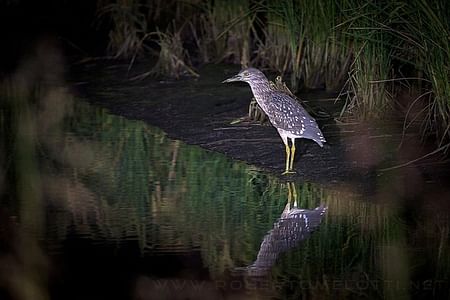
[69,60,447,192]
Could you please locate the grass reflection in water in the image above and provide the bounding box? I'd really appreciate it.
[54,104,450,298]
[1,83,449,298]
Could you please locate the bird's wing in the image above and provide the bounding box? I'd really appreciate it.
[268,92,316,130]
[268,92,326,144]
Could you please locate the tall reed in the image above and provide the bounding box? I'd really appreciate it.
[338,1,395,119]
[147,24,199,79]
[255,3,292,74]
[94,0,450,142]
[196,0,254,66]
[97,0,148,58]
[395,0,450,142]
[257,0,351,91]
[261,0,305,90]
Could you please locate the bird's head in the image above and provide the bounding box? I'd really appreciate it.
[222,68,268,84]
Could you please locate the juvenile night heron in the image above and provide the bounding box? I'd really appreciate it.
[223,68,326,174]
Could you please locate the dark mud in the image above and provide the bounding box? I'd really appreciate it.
[69,59,449,193]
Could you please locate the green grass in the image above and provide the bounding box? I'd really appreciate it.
[2,86,449,298]
[395,0,450,142]
[95,0,450,142]
[147,24,199,79]
[96,0,148,59]
[197,0,255,65]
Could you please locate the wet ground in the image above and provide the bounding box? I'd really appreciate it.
[71,59,450,191]
[1,55,450,300]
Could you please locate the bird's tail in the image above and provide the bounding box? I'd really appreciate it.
[313,136,326,147]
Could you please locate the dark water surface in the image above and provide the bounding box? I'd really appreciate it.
[1,98,449,300]
[1,56,449,300]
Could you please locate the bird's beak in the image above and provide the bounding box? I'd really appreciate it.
[222,74,242,83]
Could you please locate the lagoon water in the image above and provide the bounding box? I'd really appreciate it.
[0,79,449,300]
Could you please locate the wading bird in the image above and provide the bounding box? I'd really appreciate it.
[223,68,326,174]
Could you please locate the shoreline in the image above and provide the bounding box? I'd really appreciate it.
[69,60,449,192]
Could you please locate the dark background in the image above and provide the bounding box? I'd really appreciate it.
[0,0,105,74]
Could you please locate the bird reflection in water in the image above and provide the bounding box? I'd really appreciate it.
[246,182,327,276]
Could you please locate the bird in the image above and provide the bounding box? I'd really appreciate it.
[245,182,327,275]
[222,67,326,174]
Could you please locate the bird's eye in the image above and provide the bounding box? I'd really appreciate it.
[243,71,249,77]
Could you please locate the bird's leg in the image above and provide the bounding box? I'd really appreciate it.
[287,182,297,207]
[285,182,293,212]
[287,182,292,205]
[282,141,296,175]
[282,143,291,174]
[289,142,296,172]
[291,182,298,207]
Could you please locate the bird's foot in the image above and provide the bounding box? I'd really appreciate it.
[282,170,297,176]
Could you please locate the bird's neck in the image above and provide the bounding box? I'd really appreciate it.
[248,80,272,110]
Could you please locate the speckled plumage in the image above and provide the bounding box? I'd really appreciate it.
[257,89,326,147]
[223,67,326,174]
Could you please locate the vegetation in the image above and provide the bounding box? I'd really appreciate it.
[1,3,449,297]
[2,91,448,297]
[134,24,199,79]
[96,0,148,58]
[1,46,448,295]
[95,0,450,144]
[395,0,450,143]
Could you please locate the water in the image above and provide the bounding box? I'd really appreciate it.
[1,76,449,300]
